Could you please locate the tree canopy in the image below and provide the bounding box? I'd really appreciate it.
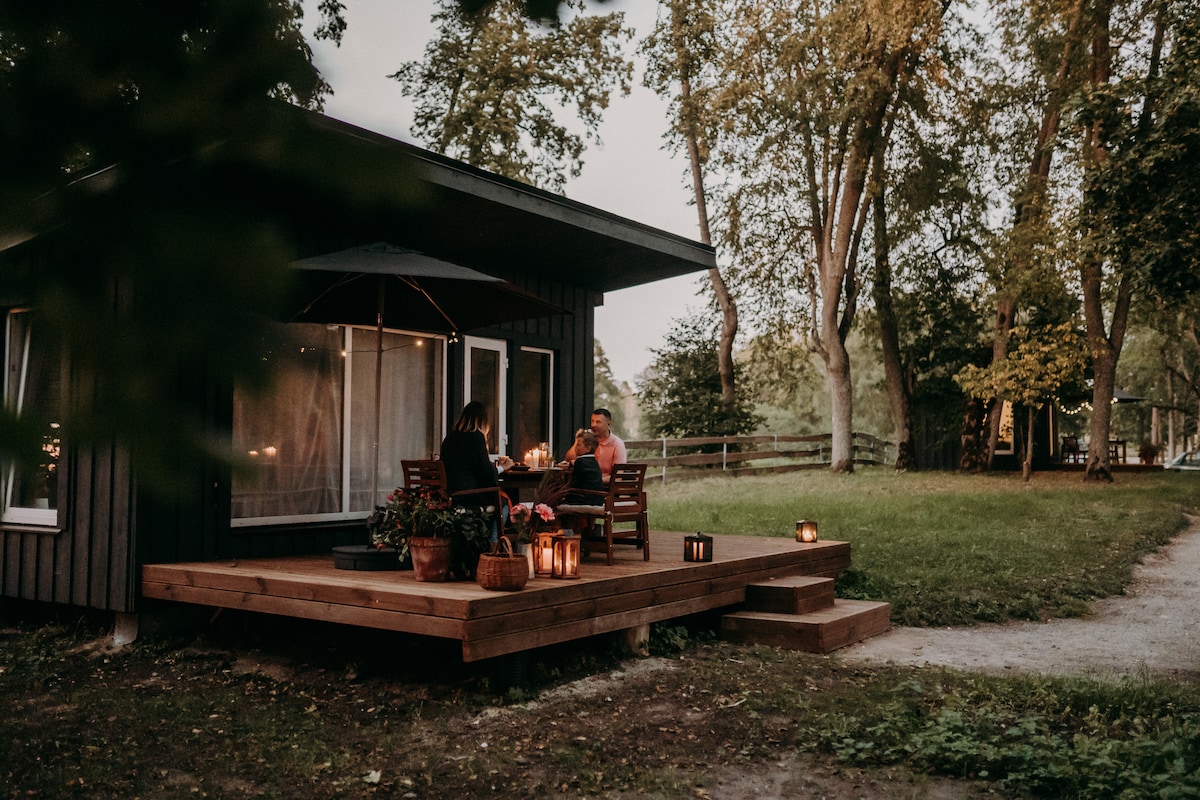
[391,0,632,192]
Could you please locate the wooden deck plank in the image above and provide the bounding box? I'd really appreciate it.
[140,533,851,661]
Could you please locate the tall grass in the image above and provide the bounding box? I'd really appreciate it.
[647,469,1198,626]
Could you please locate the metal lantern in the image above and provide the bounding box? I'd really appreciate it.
[534,530,558,575]
[551,532,581,579]
[796,519,819,543]
[683,532,713,562]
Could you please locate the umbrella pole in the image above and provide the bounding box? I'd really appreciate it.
[371,276,384,508]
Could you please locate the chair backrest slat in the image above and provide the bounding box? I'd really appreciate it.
[402,459,448,493]
[606,463,647,514]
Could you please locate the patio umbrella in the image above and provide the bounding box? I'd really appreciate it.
[287,242,567,504]
[1112,388,1145,403]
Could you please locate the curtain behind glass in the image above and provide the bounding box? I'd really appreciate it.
[3,311,61,513]
[350,330,444,511]
[232,323,344,519]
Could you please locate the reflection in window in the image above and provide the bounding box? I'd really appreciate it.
[232,323,445,524]
[349,328,443,512]
[3,310,62,526]
[514,347,553,458]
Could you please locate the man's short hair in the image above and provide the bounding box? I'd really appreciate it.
[591,408,612,420]
[575,429,599,453]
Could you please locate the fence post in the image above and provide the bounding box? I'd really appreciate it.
[722,440,728,471]
[661,438,667,483]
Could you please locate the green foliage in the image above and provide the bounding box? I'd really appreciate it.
[637,315,762,440]
[803,669,1200,799]
[648,623,690,656]
[647,469,1195,627]
[740,323,893,439]
[0,1,329,492]
[592,338,633,434]
[369,487,491,558]
[956,322,1088,409]
[391,0,632,192]
[1080,0,1200,302]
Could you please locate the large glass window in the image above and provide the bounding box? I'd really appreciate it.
[464,337,506,455]
[514,346,553,459]
[3,310,62,527]
[232,323,445,525]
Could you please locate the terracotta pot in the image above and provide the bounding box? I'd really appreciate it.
[409,537,452,582]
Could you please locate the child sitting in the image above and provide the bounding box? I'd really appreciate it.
[564,429,604,503]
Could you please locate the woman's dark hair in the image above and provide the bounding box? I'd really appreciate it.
[453,401,489,433]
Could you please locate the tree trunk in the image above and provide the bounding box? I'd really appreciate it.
[960,397,990,471]
[870,185,915,470]
[824,333,855,472]
[1022,404,1035,481]
[1080,0,1126,483]
[987,0,1086,468]
[1167,370,1176,458]
[672,2,738,414]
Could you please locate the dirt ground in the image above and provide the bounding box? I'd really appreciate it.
[837,514,1200,680]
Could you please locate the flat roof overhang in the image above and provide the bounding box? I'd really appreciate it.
[1,102,717,296]
[264,106,717,294]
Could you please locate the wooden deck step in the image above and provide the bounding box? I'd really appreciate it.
[745,575,835,614]
[721,600,891,654]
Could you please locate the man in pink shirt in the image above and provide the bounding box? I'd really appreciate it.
[564,407,627,481]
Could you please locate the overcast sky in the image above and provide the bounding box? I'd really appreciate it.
[301,0,712,386]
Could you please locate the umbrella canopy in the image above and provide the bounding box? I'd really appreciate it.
[287,242,568,507]
[1112,388,1145,403]
[288,242,566,335]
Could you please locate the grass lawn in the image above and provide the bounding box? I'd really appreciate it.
[647,468,1198,626]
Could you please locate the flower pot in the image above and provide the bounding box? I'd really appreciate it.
[409,537,452,582]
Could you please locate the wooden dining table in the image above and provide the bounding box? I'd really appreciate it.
[498,467,565,503]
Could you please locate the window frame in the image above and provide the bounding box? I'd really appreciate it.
[2,309,66,529]
[230,324,449,529]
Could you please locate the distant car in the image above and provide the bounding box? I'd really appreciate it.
[1164,451,1200,471]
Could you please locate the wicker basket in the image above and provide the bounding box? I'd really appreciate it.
[476,536,528,592]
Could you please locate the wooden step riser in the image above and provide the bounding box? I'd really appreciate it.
[721,600,891,654]
[746,576,835,614]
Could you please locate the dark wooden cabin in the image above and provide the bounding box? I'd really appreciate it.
[0,104,716,621]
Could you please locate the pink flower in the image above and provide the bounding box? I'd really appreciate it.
[511,504,530,519]
[534,503,555,523]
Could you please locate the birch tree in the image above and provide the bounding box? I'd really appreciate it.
[707,0,950,472]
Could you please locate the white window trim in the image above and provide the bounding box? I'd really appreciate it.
[464,336,508,456]
[3,310,59,527]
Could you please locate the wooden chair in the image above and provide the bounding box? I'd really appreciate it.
[555,463,649,565]
[1061,436,1084,464]
[400,459,504,523]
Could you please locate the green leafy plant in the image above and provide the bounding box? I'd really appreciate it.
[368,487,490,560]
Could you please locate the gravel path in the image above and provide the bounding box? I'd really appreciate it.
[838,515,1200,680]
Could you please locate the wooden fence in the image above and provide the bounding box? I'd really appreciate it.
[625,432,895,483]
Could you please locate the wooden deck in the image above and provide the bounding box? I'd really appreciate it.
[141,534,849,662]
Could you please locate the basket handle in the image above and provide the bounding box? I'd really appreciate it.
[495,535,516,558]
